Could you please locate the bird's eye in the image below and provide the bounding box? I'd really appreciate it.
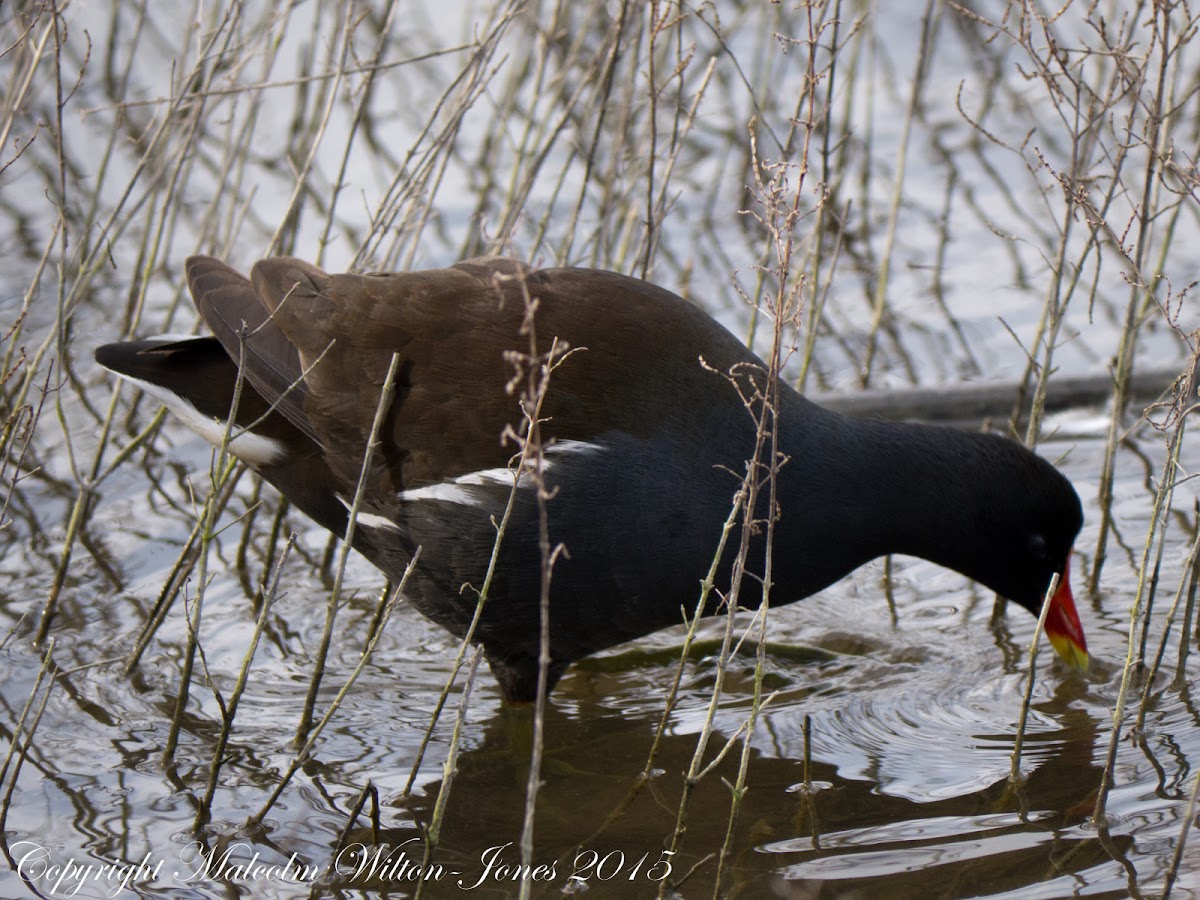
[1029,533,1048,560]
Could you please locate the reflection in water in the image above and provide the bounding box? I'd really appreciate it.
[0,542,1195,898]
[307,675,1118,898]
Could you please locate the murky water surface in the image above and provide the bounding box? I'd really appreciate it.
[2,2,1199,898]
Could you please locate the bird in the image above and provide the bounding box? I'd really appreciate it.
[95,256,1088,702]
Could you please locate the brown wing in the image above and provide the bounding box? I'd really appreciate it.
[185,256,318,446]
[190,254,758,505]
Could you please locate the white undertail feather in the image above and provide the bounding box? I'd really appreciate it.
[114,374,287,467]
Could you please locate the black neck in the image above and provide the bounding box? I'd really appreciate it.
[769,395,1019,604]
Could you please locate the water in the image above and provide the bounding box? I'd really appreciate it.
[3,1,1200,898]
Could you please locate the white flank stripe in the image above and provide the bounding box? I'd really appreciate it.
[335,495,402,533]
[399,439,606,507]
[357,512,401,532]
[399,481,493,506]
[547,439,605,457]
[453,467,517,487]
[116,374,287,467]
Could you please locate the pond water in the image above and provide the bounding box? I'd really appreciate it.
[2,2,1199,898]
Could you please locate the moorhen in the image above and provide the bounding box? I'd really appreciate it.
[96,256,1088,701]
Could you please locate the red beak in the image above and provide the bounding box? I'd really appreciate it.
[1043,553,1088,671]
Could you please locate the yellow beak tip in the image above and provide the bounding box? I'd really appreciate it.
[1048,634,1090,673]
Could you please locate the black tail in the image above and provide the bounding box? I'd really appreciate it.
[96,335,351,537]
[96,337,264,425]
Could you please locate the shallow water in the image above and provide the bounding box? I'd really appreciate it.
[3,2,1200,899]
[3,426,1198,898]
